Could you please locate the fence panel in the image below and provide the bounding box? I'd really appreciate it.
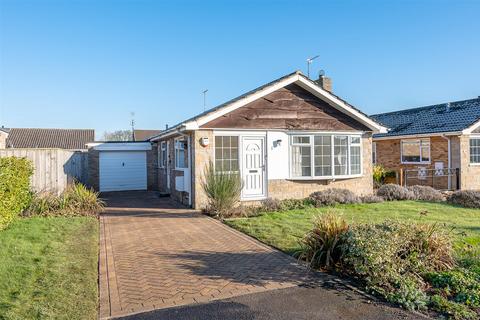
[0,148,88,193]
[404,168,460,191]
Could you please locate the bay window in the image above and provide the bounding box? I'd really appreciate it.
[291,134,362,178]
[470,137,480,164]
[401,138,430,163]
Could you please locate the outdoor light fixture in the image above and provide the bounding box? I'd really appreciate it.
[274,139,282,147]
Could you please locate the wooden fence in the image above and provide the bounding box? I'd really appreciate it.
[0,149,88,193]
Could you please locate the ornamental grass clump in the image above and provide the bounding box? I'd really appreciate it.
[296,211,349,270]
[309,188,360,207]
[201,161,242,219]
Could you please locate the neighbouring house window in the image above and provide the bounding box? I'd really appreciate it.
[214,136,239,172]
[159,141,167,168]
[290,134,362,178]
[401,138,430,163]
[372,142,377,164]
[175,138,188,168]
[470,138,480,164]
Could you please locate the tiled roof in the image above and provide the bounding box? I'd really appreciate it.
[371,97,480,138]
[5,128,94,149]
[134,129,163,141]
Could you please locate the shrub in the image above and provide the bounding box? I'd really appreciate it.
[341,221,454,310]
[408,185,444,202]
[201,161,242,219]
[377,184,414,201]
[260,198,282,212]
[373,164,387,185]
[429,295,478,320]
[0,157,33,229]
[309,188,360,207]
[279,198,314,210]
[360,194,384,203]
[296,211,349,270]
[25,183,104,217]
[447,190,480,208]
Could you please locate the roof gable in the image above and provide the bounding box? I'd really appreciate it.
[152,71,386,140]
[201,83,370,131]
[371,98,480,138]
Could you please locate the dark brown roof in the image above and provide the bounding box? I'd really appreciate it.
[134,129,163,141]
[5,128,94,149]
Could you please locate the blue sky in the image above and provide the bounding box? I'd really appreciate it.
[0,0,479,138]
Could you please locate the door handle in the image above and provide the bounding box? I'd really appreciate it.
[249,170,258,173]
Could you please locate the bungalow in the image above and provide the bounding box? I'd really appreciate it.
[149,71,386,209]
[371,97,480,190]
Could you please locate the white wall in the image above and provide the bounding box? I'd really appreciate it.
[266,131,289,180]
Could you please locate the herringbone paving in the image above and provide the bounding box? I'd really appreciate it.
[99,192,321,319]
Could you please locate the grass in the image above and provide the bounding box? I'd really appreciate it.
[226,201,480,255]
[0,216,99,320]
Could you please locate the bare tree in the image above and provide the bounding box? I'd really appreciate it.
[102,130,133,141]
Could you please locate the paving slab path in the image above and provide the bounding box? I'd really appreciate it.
[99,191,423,320]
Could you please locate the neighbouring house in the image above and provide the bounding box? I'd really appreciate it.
[0,127,94,150]
[141,71,386,209]
[134,129,163,142]
[371,97,480,190]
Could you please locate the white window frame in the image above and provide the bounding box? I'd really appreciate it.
[174,137,188,169]
[158,141,167,168]
[470,136,480,165]
[214,135,240,174]
[400,138,431,164]
[288,133,363,180]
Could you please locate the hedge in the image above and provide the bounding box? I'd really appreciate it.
[0,157,33,230]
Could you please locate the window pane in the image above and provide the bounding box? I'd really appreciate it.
[334,136,348,175]
[292,145,311,177]
[350,145,361,174]
[314,135,332,176]
[214,136,239,172]
[351,137,361,144]
[471,138,480,164]
[402,140,421,162]
[292,136,310,144]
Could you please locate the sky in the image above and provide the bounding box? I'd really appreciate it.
[0,0,479,139]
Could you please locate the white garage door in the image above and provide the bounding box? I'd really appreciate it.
[99,151,147,192]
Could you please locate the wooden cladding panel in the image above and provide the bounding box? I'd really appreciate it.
[201,84,370,131]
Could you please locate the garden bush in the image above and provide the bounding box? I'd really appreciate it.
[447,190,480,209]
[25,183,104,217]
[260,198,282,212]
[341,221,454,310]
[309,188,360,207]
[201,161,242,219]
[296,211,349,270]
[360,194,384,203]
[0,157,33,229]
[377,184,415,201]
[408,185,444,202]
[259,197,313,212]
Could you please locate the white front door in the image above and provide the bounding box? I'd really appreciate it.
[241,137,266,199]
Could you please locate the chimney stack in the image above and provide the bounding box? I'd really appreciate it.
[315,74,332,92]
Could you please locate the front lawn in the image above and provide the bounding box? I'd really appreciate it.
[226,201,480,255]
[0,217,98,320]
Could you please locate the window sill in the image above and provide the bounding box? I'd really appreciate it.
[469,163,480,166]
[175,167,188,171]
[401,162,431,165]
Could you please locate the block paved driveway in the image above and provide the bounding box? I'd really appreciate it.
[99,192,421,320]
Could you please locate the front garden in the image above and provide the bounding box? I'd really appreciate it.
[0,157,103,320]
[200,165,479,319]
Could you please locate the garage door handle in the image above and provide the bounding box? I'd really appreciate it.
[122,162,125,167]
[249,170,258,173]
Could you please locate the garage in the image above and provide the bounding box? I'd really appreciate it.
[88,142,152,192]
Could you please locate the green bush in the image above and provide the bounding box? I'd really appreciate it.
[25,183,104,217]
[259,197,313,213]
[372,164,387,185]
[309,188,360,207]
[425,269,480,307]
[296,211,349,270]
[360,194,384,203]
[0,157,33,229]
[447,190,480,208]
[340,222,454,310]
[201,161,242,219]
[429,295,478,320]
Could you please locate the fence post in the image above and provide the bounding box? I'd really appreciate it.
[399,168,404,186]
[456,168,460,190]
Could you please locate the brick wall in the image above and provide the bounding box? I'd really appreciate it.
[87,149,99,190]
[0,132,7,149]
[146,145,159,190]
[192,130,214,209]
[458,135,480,189]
